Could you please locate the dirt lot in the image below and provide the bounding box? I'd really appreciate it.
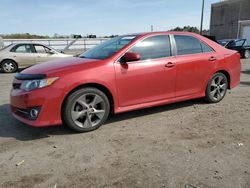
[0,60,250,188]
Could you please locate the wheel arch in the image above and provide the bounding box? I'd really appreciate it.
[61,83,115,116]
[214,70,231,89]
[0,58,18,67]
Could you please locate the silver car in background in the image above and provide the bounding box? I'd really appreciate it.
[0,43,72,73]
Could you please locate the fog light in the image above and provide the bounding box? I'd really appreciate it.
[29,108,40,120]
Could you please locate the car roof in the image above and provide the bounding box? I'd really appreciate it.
[218,39,246,42]
[11,43,49,46]
[124,31,202,37]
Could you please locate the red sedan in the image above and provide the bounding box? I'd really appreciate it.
[10,32,241,132]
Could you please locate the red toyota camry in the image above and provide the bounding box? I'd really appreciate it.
[10,32,241,132]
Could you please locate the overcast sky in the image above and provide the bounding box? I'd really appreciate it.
[0,0,220,36]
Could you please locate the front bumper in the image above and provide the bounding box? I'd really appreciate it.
[10,87,64,127]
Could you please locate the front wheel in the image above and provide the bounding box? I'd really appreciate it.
[62,87,110,132]
[205,73,228,103]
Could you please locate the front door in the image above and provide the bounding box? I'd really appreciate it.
[33,44,52,63]
[115,35,176,107]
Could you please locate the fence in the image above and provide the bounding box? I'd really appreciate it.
[2,38,108,52]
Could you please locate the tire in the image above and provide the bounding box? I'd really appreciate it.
[244,50,250,59]
[1,60,18,73]
[62,87,110,132]
[205,72,228,103]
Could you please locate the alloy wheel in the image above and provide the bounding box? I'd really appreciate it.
[208,75,227,101]
[71,93,106,128]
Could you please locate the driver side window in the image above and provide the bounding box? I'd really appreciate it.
[129,35,171,61]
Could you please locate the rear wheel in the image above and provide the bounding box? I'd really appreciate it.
[244,50,250,59]
[205,73,228,103]
[1,60,18,73]
[62,87,110,132]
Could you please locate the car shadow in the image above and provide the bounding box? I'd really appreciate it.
[0,99,206,141]
[106,99,205,124]
[240,81,250,86]
[0,104,73,141]
[17,68,27,72]
[241,69,250,75]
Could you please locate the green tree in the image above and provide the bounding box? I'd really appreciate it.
[169,26,200,34]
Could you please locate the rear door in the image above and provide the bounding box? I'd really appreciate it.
[9,44,36,66]
[115,35,176,107]
[173,35,217,97]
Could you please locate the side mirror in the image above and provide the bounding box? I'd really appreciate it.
[120,52,140,64]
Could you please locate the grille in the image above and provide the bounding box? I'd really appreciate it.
[14,106,41,120]
[16,108,30,119]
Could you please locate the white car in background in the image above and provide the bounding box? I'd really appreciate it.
[0,43,72,73]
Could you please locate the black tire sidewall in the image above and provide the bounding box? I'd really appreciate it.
[1,60,18,73]
[62,87,110,132]
[205,73,228,103]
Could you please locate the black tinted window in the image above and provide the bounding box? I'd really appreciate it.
[235,40,245,47]
[175,35,202,55]
[129,35,171,60]
[201,42,213,52]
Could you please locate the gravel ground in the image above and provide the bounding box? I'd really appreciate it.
[0,59,249,188]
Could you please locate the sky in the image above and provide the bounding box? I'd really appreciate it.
[0,0,220,36]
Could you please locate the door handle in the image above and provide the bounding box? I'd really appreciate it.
[209,56,216,61]
[165,62,175,68]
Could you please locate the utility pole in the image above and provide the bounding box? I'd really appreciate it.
[151,25,154,32]
[200,0,205,35]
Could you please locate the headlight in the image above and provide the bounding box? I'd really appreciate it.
[20,77,59,91]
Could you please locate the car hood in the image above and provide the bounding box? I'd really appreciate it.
[21,57,102,75]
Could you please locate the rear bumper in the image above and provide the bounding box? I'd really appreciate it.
[10,87,64,127]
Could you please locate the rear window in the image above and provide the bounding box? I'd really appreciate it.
[201,42,213,53]
[174,35,202,55]
[10,44,32,53]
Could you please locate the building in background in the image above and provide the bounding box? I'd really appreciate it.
[210,0,250,44]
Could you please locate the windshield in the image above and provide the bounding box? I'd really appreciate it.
[79,35,137,59]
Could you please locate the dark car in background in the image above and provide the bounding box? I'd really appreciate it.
[218,39,250,59]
